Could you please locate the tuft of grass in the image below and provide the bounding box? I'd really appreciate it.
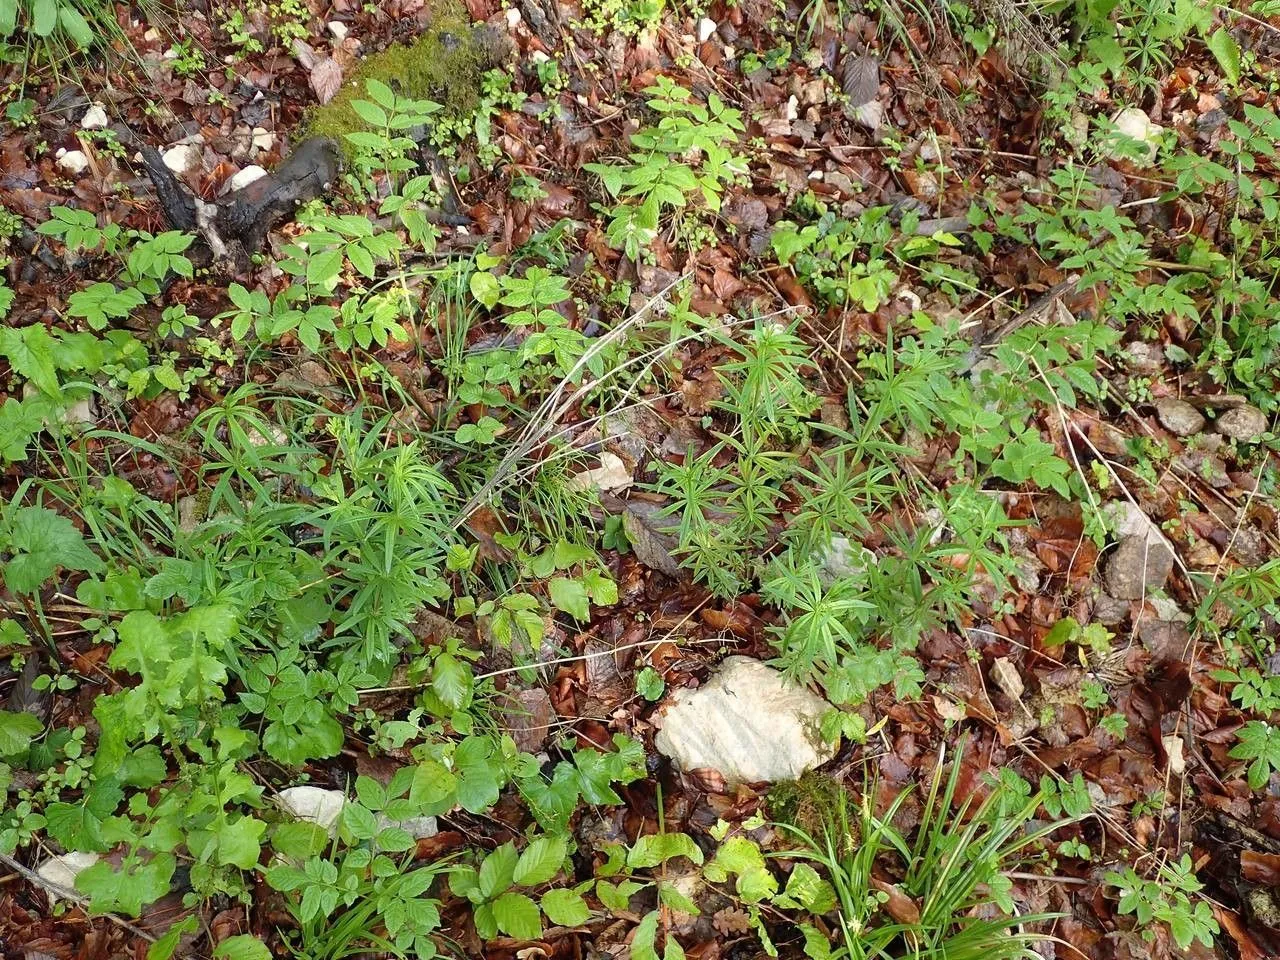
[775,746,1074,960]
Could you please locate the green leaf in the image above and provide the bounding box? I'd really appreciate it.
[212,936,271,960]
[479,841,519,899]
[0,0,17,36]
[59,6,94,47]
[627,832,703,868]
[774,863,835,913]
[30,0,55,36]
[1206,27,1241,87]
[513,835,565,887]
[0,324,60,397]
[491,891,542,940]
[455,736,503,814]
[635,666,665,701]
[632,910,660,960]
[341,802,380,842]
[147,917,199,960]
[657,881,699,916]
[0,710,40,756]
[549,577,590,621]
[3,504,103,595]
[432,653,472,711]
[76,853,175,916]
[470,271,501,309]
[365,78,397,109]
[595,878,643,912]
[212,816,266,870]
[540,887,591,926]
[271,821,329,860]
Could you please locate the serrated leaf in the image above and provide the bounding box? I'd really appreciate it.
[1206,27,1241,87]
[540,887,591,926]
[513,835,565,887]
[0,324,60,397]
[3,505,103,595]
[0,710,40,756]
[491,891,542,940]
[479,841,519,899]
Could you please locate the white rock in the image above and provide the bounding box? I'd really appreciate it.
[1110,107,1162,165]
[80,103,108,130]
[162,142,202,175]
[36,851,98,903]
[56,150,89,175]
[143,27,161,43]
[328,20,348,41]
[567,451,632,493]
[278,786,346,834]
[698,18,717,42]
[654,656,837,785]
[227,164,267,192]
[277,785,438,839]
[530,49,550,64]
[817,536,871,584]
[384,815,438,839]
[252,127,276,152]
[505,7,522,29]
[1163,735,1185,775]
[784,95,799,122]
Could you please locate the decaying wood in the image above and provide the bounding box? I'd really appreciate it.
[138,137,340,272]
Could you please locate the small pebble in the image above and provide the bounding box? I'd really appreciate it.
[697,17,717,42]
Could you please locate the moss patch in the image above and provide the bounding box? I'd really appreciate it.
[305,1,504,158]
[766,771,847,838]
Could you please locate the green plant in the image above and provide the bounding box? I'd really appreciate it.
[265,777,452,960]
[0,0,128,64]
[1105,855,1219,950]
[450,836,589,939]
[1228,720,1280,790]
[585,78,746,260]
[776,748,1075,960]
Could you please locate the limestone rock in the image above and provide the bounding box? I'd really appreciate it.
[36,851,98,903]
[226,164,268,192]
[653,656,836,785]
[277,786,345,834]
[162,141,203,175]
[56,149,89,175]
[1111,107,1162,165]
[277,785,437,839]
[80,103,108,130]
[1155,398,1205,436]
[1215,404,1268,441]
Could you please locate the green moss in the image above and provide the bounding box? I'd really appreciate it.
[766,771,848,838]
[305,1,503,158]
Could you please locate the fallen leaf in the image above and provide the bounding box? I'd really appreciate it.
[310,57,343,105]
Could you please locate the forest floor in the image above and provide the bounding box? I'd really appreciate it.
[1,2,1280,960]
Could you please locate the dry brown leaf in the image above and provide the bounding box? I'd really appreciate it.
[310,57,343,105]
[711,907,751,936]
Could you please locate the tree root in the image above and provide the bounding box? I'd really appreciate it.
[137,138,341,273]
